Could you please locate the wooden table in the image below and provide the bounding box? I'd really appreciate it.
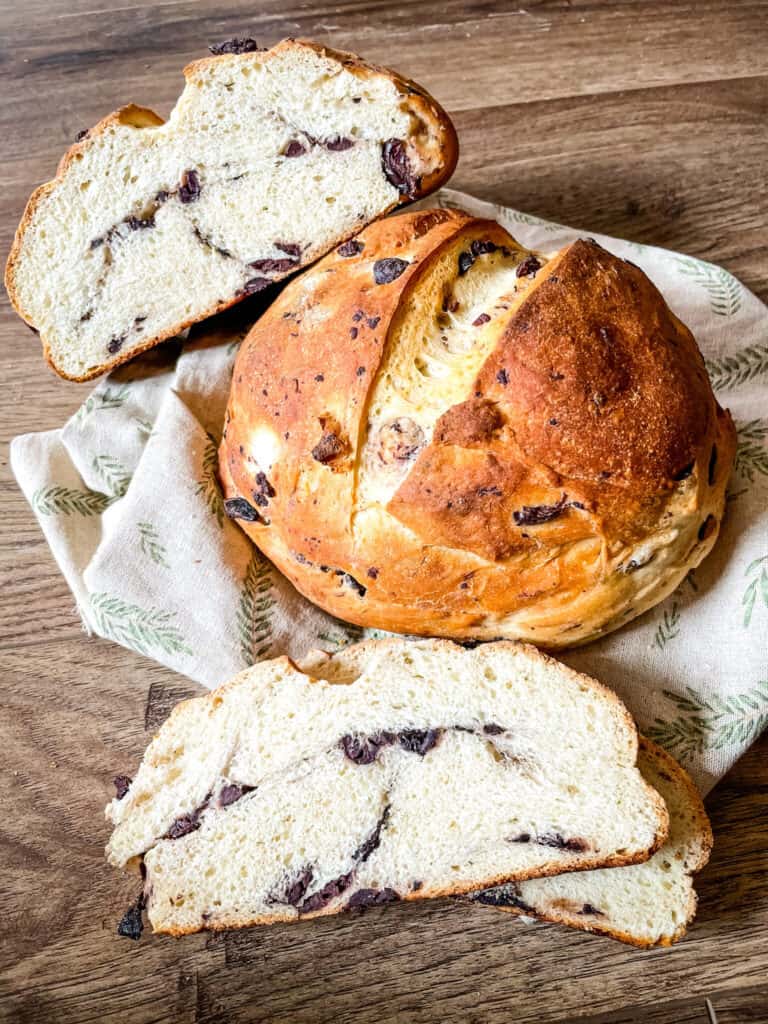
[1,2,766,1021]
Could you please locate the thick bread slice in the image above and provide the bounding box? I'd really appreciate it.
[472,739,712,946]
[105,638,668,937]
[5,39,457,381]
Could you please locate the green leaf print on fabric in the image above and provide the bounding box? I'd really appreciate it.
[237,550,275,666]
[620,239,647,255]
[318,622,365,649]
[196,432,225,528]
[317,623,391,649]
[32,484,111,517]
[647,682,768,761]
[89,593,192,657]
[137,521,170,568]
[678,569,699,595]
[675,256,743,316]
[742,555,768,628]
[436,195,470,213]
[651,572,702,650]
[92,454,132,499]
[74,384,131,425]
[734,419,768,483]
[226,330,249,356]
[135,418,154,440]
[705,342,768,391]
[653,602,681,649]
[494,206,564,233]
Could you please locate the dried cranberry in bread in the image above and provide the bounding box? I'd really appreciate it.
[105,638,668,938]
[473,738,712,946]
[5,39,457,381]
[220,209,736,648]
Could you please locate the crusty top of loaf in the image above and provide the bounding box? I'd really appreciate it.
[220,209,736,646]
[393,237,716,557]
[479,238,713,486]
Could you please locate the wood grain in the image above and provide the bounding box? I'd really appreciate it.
[1,2,766,1022]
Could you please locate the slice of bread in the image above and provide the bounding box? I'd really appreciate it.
[105,638,668,938]
[5,39,457,381]
[471,738,712,946]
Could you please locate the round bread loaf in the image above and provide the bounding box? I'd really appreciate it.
[219,208,736,647]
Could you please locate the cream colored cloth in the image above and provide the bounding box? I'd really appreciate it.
[11,189,767,794]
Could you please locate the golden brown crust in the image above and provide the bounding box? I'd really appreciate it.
[641,739,713,872]
[473,898,675,950]
[5,40,457,382]
[478,240,714,488]
[220,211,736,647]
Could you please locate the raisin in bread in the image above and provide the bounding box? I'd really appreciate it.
[106,638,668,938]
[5,39,456,381]
[473,738,712,946]
[219,209,736,649]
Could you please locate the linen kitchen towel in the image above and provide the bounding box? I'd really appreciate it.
[11,189,768,794]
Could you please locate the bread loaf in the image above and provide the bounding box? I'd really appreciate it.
[219,208,736,648]
[106,638,668,938]
[473,738,712,946]
[5,39,456,381]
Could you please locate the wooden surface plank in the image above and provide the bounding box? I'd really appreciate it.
[3,1,768,116]
[451,75,768,299]
[1,2,767,1022]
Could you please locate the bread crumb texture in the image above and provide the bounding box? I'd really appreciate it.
[474,738,712,946]
[106,638,668,936]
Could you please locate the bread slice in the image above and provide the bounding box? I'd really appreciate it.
[471,739,712,946]
[105,638,668,938]
[5,39,457,381]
